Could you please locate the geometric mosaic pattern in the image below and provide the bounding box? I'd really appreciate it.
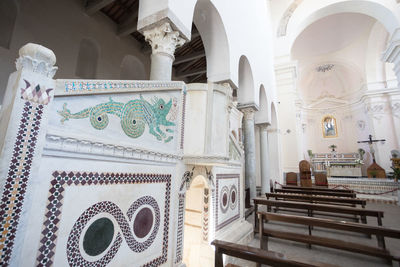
[180,91,186,150]
[36,171,171,267]
[215,174,240,231]
[0,102,44,266]
[66,197,160,266]
[202,188,209,242]
[174,194,185,264]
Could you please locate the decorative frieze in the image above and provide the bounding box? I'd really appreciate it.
[44,134,181,163]
[56,79,184,95]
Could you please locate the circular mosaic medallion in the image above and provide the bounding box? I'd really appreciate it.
[133,207,153,238]
[83,217,115,256]
[230,185,238,210]
[127,196,160,252]
[219,186,229,213]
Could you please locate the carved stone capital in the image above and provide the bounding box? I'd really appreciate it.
[257,123,270,132]
[15,43,58,78]
[237,104,258,121]
[143,22,186,59]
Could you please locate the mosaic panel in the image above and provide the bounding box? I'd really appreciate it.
[36,172,171,267]
[0,101,44,266]
[215,174,240,231]
[58,95,178,142]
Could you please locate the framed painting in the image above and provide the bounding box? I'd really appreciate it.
[322,115,338,138]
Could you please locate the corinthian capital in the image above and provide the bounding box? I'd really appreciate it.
[143,22,186,59]
[15,43,58,78]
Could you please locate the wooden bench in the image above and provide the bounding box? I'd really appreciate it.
[275,188,356,198]
[211,239,338,267]
[265,193,366,207]
[282,185,353,193]
[254,198,383,229]
[257,212,400,262]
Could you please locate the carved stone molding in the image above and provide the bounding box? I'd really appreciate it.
[16,43,58,78]
[277,0,303,37]
[143,22,186,59]
[44,134,181,163]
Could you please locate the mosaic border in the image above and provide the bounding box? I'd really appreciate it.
[215,174,240,231]
[174,194,185,264]
[0,102,44,266]
[36,172,171,267]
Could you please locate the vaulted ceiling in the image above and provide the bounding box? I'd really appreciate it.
[85,0,207,83]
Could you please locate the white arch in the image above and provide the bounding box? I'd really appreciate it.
[255,85,270,124]
[0,0,18,49]
[120,55,147,80]
[75,38,100,79]
[277,0,400,58]
[365,21,390,86]
[193,0,230,82]
[237,55,256,105]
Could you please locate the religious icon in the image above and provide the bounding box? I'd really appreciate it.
[322,115,338,138]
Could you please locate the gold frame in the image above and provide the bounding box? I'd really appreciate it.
[321,115,338,138]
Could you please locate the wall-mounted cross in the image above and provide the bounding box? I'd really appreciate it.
[357,134,385,163]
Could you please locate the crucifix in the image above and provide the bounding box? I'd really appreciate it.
[357,134,385,163]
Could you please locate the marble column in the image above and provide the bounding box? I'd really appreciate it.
[143,22,186,81]
[0,43,57,265]
[259,123,271,194]
[383,28,400,87]
[239,106,258,202]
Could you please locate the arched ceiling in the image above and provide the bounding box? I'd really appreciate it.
[292,13,376,59]
[292,12,377,107]
[298,63,363,105]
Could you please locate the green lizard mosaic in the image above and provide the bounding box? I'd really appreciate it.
[58,95,177,142]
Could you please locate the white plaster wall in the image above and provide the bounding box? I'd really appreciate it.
[0,0,150,103]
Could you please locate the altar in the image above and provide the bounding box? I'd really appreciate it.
[311,152,363,177]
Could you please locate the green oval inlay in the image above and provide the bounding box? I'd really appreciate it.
[83,217,114,256]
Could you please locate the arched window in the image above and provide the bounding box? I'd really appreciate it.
[0,0,18,49]
[75,38,99,79]
[120,55,146,80]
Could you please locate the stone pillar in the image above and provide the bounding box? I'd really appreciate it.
[0,43,57,265]
[383,28,400,88]
[239,105,258,202]
[259,123,270,194]
[143,22,186,81]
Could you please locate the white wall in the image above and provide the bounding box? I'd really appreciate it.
[0,0,150,103]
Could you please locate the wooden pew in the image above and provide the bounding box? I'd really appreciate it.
[282,185,353,193]
[211,239,338,267]
[253,198,384,229]
[274,188,356,198]
[265,193,366,207]
[257,212,400,262]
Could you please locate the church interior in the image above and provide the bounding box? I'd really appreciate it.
[0,0,400,266]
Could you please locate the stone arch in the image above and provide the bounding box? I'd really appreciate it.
[0,0,18,49]
[365,21,391,86]
[120,55,147,80]
[285,0,400,57]
[237,55,256,105]
[255,84,269,124]
[193,0,230,82]
[75,38,100,79]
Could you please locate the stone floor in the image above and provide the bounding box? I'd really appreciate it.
[232,203,400,267]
